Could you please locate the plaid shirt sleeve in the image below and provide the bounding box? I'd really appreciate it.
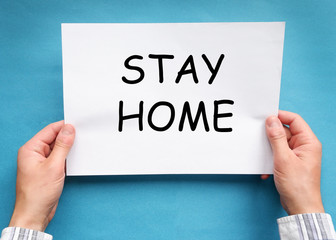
[278,213,336,240]
[0,227,52,240]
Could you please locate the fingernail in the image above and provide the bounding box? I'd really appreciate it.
[61,124,75,135]
[267,117,282,128]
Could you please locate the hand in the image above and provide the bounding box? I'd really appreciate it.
[264,110,324,215]
[9,121,75,231]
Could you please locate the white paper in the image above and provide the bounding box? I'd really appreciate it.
[62,22,285,176]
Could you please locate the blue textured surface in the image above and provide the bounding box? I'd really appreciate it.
[0,1,335,239]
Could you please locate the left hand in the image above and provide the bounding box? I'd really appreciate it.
[9,121,75,231]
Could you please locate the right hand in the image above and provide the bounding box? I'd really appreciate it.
[265,110,324,215]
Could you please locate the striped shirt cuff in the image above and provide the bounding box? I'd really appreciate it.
[0,227,52,240]
[277,213,336,240]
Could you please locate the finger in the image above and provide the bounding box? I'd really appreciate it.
[283,125,292,141]
[24,121,64,157]
[261,174,270,180]
[27,121,64,146]
[266,116,290,157]
[48,124,75,163]
[47,141,56,157]
[278,110,315,137]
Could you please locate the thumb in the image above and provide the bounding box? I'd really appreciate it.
[49,124,75,162]
[266,116,289,157]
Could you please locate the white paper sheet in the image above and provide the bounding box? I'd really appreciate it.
[62,22,285,176]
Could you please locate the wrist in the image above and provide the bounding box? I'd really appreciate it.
[287,206,325,216]
[284,198,325,216]
[9,209,48,232]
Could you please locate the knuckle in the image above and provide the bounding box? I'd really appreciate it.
[293,112,300,118]
[48,122,59,129]
[18,145,25,153]
[269,129,286,140]
[55,133,74,147]
[292,112,302,120]
[54,139,70,149]
[18,145,28,155]
[314,140,322,152]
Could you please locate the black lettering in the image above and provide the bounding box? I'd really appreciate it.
[122,55,145,84]
[214,100,234,132]
[179,101,210,132]
[118,101,144,131]
[202,54,225,84]
[148,54,174,83]
[148,101,175,131]
[175,55,199,84]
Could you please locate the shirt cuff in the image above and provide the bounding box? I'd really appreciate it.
[277,213,336,240]
[1,227,52,240]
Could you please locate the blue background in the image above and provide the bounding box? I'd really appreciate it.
[0,0,335,239]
